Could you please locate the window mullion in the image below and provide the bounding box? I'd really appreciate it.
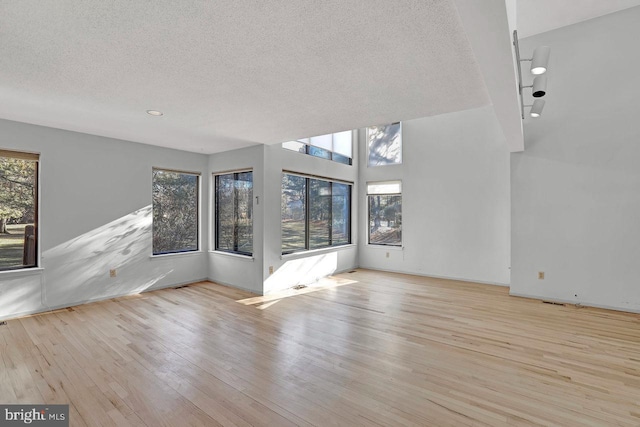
[233,173,239,252]
[328,182,333,246]
[305,178,310,250]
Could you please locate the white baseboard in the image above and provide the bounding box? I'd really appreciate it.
[509,291,640,314]
[206,277,262,295]
[0,277,209,322]
[358,266,510,287]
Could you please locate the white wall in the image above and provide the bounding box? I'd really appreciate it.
[0,119,209,320]
[511,7,640,312]
[359,107,511,285]
[0,118,360,317]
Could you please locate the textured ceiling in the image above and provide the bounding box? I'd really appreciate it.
[0,0,490,154]
[517,0,640,38]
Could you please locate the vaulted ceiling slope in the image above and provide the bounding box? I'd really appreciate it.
[517,0,640,38]
[0,1,519,154]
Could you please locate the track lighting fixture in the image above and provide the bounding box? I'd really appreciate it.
[529,46,550,75]
[513,30,551,119]
[527,99,545,118]
[525,75,547,98]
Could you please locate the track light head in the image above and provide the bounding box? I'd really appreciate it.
[530,99,545,117]
[532,75,547,98]
[513,30,552,120]
[531,46,550,75]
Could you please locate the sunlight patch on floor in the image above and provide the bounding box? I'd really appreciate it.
[237,275,357,308]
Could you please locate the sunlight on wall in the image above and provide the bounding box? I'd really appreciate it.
[0,274,42,320]
[42,206,173,308]
[263,252,340,294]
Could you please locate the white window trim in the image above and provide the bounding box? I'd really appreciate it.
[213,169,254,256]
[151,168,202,256]
[209,250,254,261]
[149,250,204,260]
[0,267,45,278]
[366,180,402,247]
[0,148,41,272]
[281,244,356,260]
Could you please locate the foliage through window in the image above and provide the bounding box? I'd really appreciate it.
[368,181,402,246]
[152,169,199,255]
[368,122,402,166]
[0,150,38,270]
[215,171,253,255]
[282,173,351,254]
[282,131,353,165]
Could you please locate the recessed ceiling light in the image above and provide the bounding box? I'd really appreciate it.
[146,110,163,116]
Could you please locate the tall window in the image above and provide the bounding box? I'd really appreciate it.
[282,173,351,254]
[0,149,38,271]
[367,122,402,166]
[152,169,199,255]
[281,174,307,253]
[282,130,353,165]
[215,171,253,256]
[367,181,402,246]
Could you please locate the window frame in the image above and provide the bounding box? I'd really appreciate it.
[214,169,254,257]
[367,122,403,167]
[0,149,39,272]
[282,131,354,165]
[367,180,402,247]
[281,172,352,255]
[151,167,201,256]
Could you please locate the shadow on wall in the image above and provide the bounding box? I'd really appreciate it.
[42,205,173,308]
[0,275,42,319]
[264,252,339,294]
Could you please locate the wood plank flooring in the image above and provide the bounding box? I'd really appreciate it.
[1,269,640,426]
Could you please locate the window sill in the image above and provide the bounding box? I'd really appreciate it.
[281,244,356,260]
[149,251,204,260]
[0,267,45,278]
[209,251,254,261]
[366,244,404,250]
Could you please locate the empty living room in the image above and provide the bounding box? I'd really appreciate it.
[1,1,640,426]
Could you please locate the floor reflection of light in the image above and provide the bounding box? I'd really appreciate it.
[237,275,358,308]
[256,300,281,310]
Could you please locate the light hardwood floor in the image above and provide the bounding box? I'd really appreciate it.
[2,269,640,426]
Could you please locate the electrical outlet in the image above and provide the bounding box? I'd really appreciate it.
[269,266,274,275]
[110,269,117,278]
[386,252,390,258]
[538,271,544,280]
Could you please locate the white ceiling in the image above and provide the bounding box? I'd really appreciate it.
[517,0,640,38]
[0,0,491,154]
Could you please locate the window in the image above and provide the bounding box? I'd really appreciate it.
[0,149,38,271]
[282,173,351,254]
[152,169,199,255]
[281,174,307,252]
[367,181,402,246]
[367,122,402,166]
[282,130,353,165]
[215,171,253,255]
